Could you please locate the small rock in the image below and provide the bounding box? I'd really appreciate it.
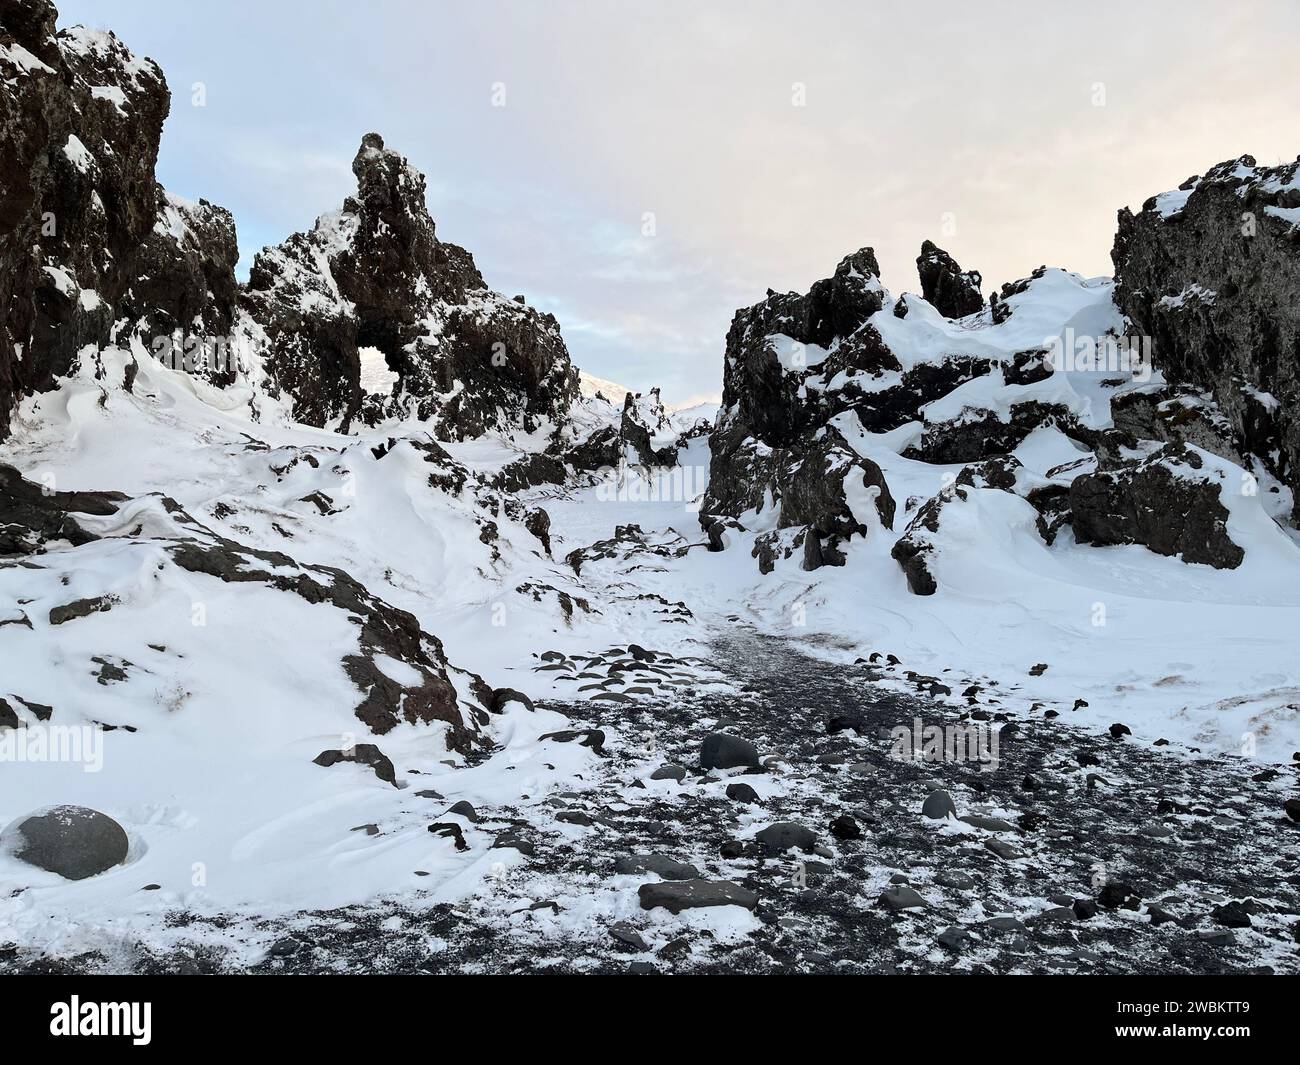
[608,922,650,951]
[960,814,1015,832]
[921,789,958,820]
[1210,901,1252,929]
[828,814,862,840]
[445,800,477,822]
[651,764,687,782]
[984,839,1022,860]
[614,854,701,881]
[428,822,468,851]
[755,822,817,854]
[937,925,970,950]
[725,782,759,803]
[879,884,929,911]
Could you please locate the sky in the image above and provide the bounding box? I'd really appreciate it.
[58,0,1300,406]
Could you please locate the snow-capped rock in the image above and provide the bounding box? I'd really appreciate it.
[1113,155,1300,514]
[0,2,241,438]
[242,132,579,437]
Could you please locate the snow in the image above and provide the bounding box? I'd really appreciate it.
[62,134,94,173]
[89,85,128,114]
[358,346,398,396]
[3,242,1300,963]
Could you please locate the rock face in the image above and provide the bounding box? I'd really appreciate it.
[1113,155,1300,513]
[700,249,898,569]
[5,805,129,880]
[1070,441,1244,568]
[242,132,579,436]
[916,240,983,319]
[0,1,241,441]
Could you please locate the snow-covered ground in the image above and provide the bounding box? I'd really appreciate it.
[2,271,1298,967]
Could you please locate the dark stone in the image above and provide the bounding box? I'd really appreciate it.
[489,687,534,713]
[699,732,761,771]
[829,814,862,840]
[921,789,958,820]
[313,742,397,786]
[6,805,129,880]
[755,822,817,854]
[614,854,701,881]
[725,782,760,804]
[878,884,929,911]
[445,800,477,822]
[917,240,983,319]
[638,879,757,914]
[1210,901,1253,929]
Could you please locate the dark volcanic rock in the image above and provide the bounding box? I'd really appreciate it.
[700,249,901,568]
[1113,155,1300,514]
[169,533,489,751]
[638,879,758,914]
[313,743,397,786]
[242,132,578,436]
[916,239,983,319]
[1,463,125,556]
[700,732,761,771]
[1069,441,1244,568]
[1,6,242,441]
[614,854,701,880]
[5,804,129,880]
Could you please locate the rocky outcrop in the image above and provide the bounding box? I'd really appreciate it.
[1112,155,1300,511]
[0,461,125,555]
[701,249,898,567]
[0,1,241,439]
[242,132,578,436]
[916,240,983,319]
[903,401,1083,465]
[1069,441,1244,569]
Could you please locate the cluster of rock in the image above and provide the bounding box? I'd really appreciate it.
[704,185,1291,583]
[1,2,584,445]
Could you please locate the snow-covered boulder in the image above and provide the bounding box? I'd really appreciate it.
[1069,441,1245,569]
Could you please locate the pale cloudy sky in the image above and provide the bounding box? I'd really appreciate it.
[61,0,1300,404]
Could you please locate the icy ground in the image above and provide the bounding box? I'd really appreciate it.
[2,276,1300,973]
